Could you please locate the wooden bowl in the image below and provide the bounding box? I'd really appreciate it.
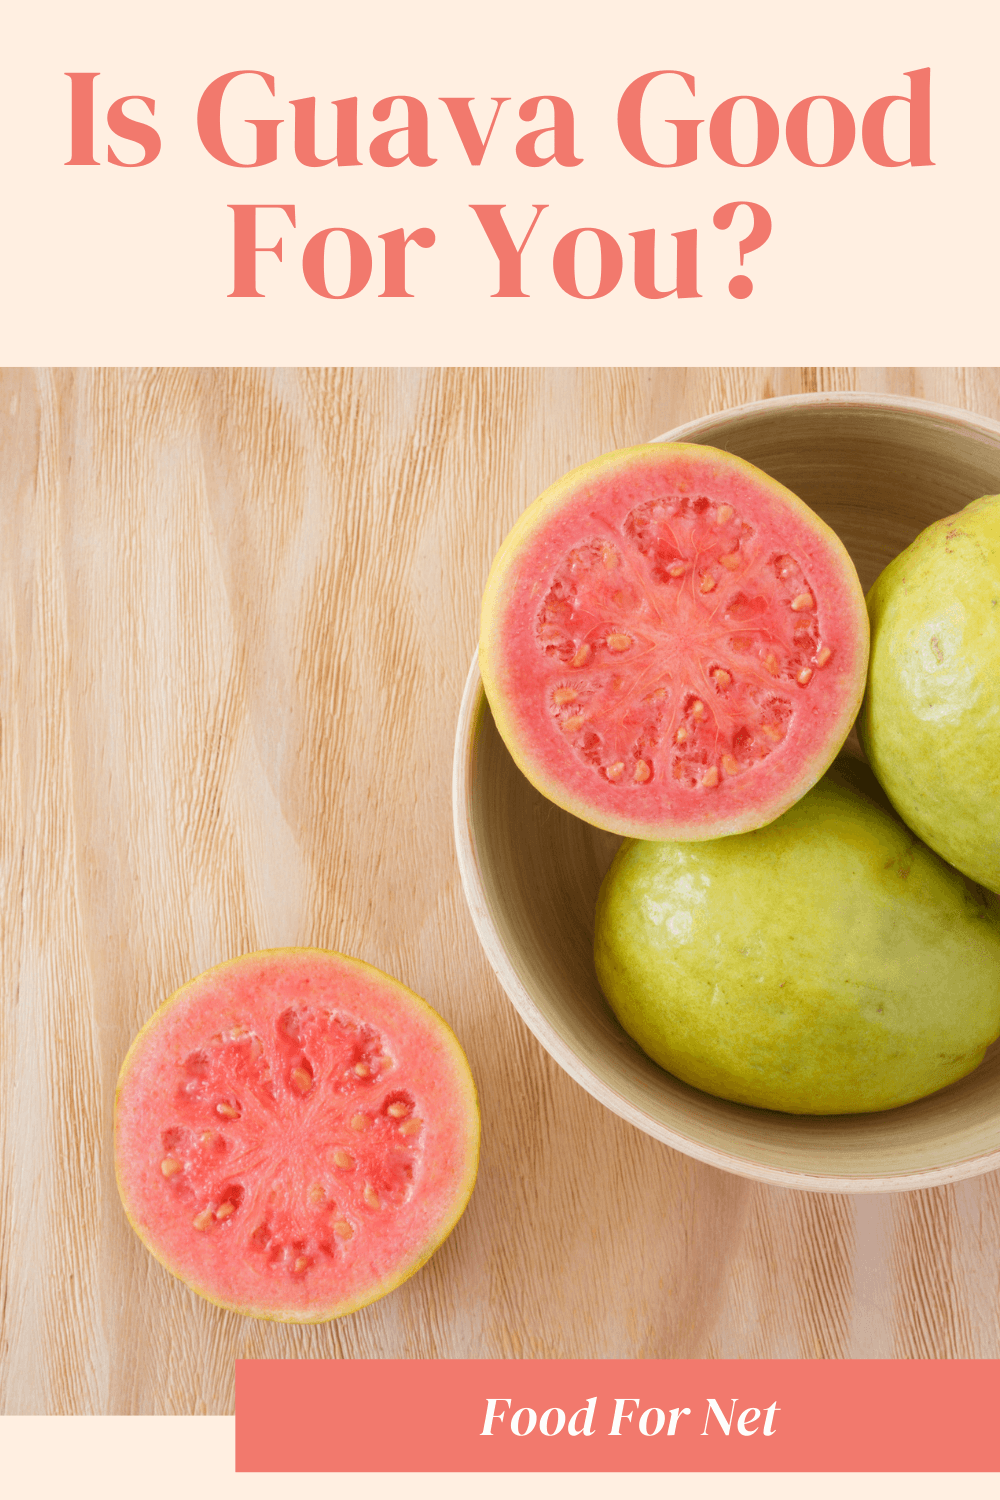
[453,392,1000,1192]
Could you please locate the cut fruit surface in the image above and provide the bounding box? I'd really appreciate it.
[114,949,479,1322]
[480,444,869,840]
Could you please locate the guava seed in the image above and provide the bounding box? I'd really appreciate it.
[606,762,625,780]
[562,715,584,733]
[333,1149,355,1168]
[712,669,731,688]
[215,1203,234,1220]
[797,668,813,685]
[399,1119,422,1136]
[571,644,591,667]
[354,1062,370,1078]
[333,1219,354,1239]
[702,766,719,788]
[553,688,577,706]
[717,505,734,523]
[634,760,651,783]
[387,1102,409,1118]
[719,553,741,570]
[216,1102,239,1119]
[791,593,814,612]
[193,1209,214,1232]
[691,701,706,719]
[699,574,716,594]
[607,634,631,652]
[816,646,832,666]
[350,1114,369,1133]
[291,1067,312,1094]
[722,755,739,775]
[160,1157,182,1177]
[667,561,686,577]
[294,1257,308,1274]
[675,726,688,744]
[363,1184,380,1209]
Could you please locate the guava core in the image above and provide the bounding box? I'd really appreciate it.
[114,949,480,1322]
[593,767,1000,1115]
[481,444,869,842]
[860,493,1000,893]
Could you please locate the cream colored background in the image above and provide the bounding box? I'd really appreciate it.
[3,0,998,363]
[8,0,1000,1479]
[8,1419,997,1500]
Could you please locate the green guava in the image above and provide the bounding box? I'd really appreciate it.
[593,765,1000,1115]
[859,494,1000,894]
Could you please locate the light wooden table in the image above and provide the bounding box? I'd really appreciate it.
[2,368,999,1416]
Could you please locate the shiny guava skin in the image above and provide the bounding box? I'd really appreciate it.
[859,494,1000,894]
[114,949,480,1323]
[481,444,869,842]
[593,767,1000,1115]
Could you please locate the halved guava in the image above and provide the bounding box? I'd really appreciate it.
[114,949,479,1323]
[480,444,869,840]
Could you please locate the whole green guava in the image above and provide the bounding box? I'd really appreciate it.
[859,493,1000,894]
[593,767,1000,1114]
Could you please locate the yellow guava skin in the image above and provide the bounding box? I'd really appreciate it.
[593,770,1000,1115]
[859,494,1000,894]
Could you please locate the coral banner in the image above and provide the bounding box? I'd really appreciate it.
[235,1358,998,1472]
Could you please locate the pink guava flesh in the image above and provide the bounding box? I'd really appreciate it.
[114,950,479,1322]
[480,444,869,840]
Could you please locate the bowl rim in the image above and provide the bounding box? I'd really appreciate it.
[650,386,1000,447]
[453,389,1000,1194]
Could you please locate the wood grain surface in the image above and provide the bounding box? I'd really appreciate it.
[2,367,1000,1416]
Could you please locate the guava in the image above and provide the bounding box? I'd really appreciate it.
[859,493,1000,893]
[593,765,1000,1115]
[481,443,869,842]
[114,948,480,1322]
